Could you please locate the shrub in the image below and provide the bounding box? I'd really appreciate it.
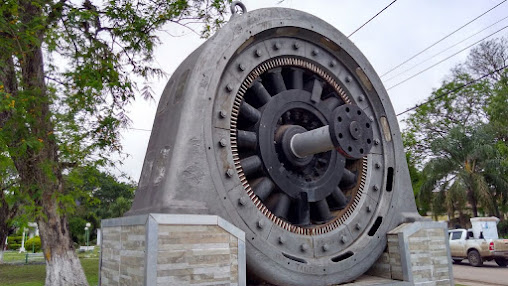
[7,243,21,250]
[25,236,42,253]
[7,236,22,244]
[498,220,508,237]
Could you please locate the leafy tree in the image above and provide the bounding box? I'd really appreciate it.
[66,166,136,243]
[0,155,20,263]
[0,0,230,284]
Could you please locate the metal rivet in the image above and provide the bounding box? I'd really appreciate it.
[358,95,364,102]
[219,139,227,147]
[238,63,245,71]
[330,60,337,67]
[369,116,374,122]
[345,76,352,83]
[375,162,381,169]
[226,84,233,92]
[274,42,281,50]
[373,185,379,192]
[255,49,262,57]
[257,220,264,229]
[312,49,319,56]
[293,42,300,50]
[226,169,235,177]
[367,205,372,213]
[278,236,285,244]
[219,110,227,118]
[301,243,309,251]
[322,244,329,252]
[355,223,362,230]
[374,139,380,145]
[340,235,347,244]
[238,196,246,206]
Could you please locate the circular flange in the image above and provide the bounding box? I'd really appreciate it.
[330,104,374,159]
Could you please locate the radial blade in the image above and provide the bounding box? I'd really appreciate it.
[272,193,291,219]
[252,177,274,201]
[310,79,323,103]
[339,169,357,190]
[287,67,304,90]
[328,187,349,210]
[266,68,286,94]
[295,192,310,226]
[311,199,332,223]
[237,130,258,150]
[240,155,262,177]
[250,80,272,106]
[239,101,261,124]
[323,96,342,110]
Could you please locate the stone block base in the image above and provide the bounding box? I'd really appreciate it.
[100,214,246,286]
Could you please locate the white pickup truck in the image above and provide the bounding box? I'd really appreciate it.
[449,228,508,267]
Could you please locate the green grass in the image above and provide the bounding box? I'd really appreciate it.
[0,258,99,286]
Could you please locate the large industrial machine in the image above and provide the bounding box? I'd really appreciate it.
[127,3,420,285]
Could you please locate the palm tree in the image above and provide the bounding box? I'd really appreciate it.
[419,125,508,221]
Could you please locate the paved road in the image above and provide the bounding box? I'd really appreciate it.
[453,260,508,286]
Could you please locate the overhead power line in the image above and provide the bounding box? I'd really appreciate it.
[395,64,508,117]
[384,14,508,83]
[128,127,152,132]
[386,24,508,90]
[348,0,398,38]
[380,0,507,77]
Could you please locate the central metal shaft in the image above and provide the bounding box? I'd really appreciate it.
[290,125,334,158]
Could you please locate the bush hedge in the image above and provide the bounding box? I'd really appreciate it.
[25,236,42,253]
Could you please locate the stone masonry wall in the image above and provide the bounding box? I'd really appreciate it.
[101,225,146,286]
[100,214,245,286]
[156,225,239,285]
[408,228,450,285]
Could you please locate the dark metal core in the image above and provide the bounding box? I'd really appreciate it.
[240,155,262,177]
[237,130,258,150]
[250,79,272,106]
[252,177,274,201]
[328,187,349,210]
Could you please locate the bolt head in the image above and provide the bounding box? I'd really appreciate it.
[367,205,372,213]
[278,236,285,244]
[226,168,235,177]
[238,63,245,71]
[255,49,262,57]
[355,223,361,230]
[374,139,380,145]
[219,110,227,118]
[219,138,227,147]
[257,220,264,229]
[375,162,381,169]
[293,42,300,50]
[358,95,364,102]
[301,243,309,251]
[226,84,233,92]
[341,235,347,244]
[330,60,337,67]
[373,185,379,192]
[274,42,281,50]
[345,76,352,83]
[312,49,319,56]
[322,244,329,252]
[238,196,246,206]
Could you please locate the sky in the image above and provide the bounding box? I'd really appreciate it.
[115,0,508,182]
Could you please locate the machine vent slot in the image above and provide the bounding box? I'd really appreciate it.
[331,251,354,262]
[386,167,394,192]
[368,216,383,236]
[283,253,307,264]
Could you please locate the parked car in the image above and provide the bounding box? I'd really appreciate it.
[449,228,508,267]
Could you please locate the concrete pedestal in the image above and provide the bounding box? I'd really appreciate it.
[100,214,245,286]
[100,216,452,286]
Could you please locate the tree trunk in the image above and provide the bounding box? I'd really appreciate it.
[38,195,87,286]
[5,2,89,285]
[467,188,478,217]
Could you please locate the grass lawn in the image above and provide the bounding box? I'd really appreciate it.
[0,258,99,286]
